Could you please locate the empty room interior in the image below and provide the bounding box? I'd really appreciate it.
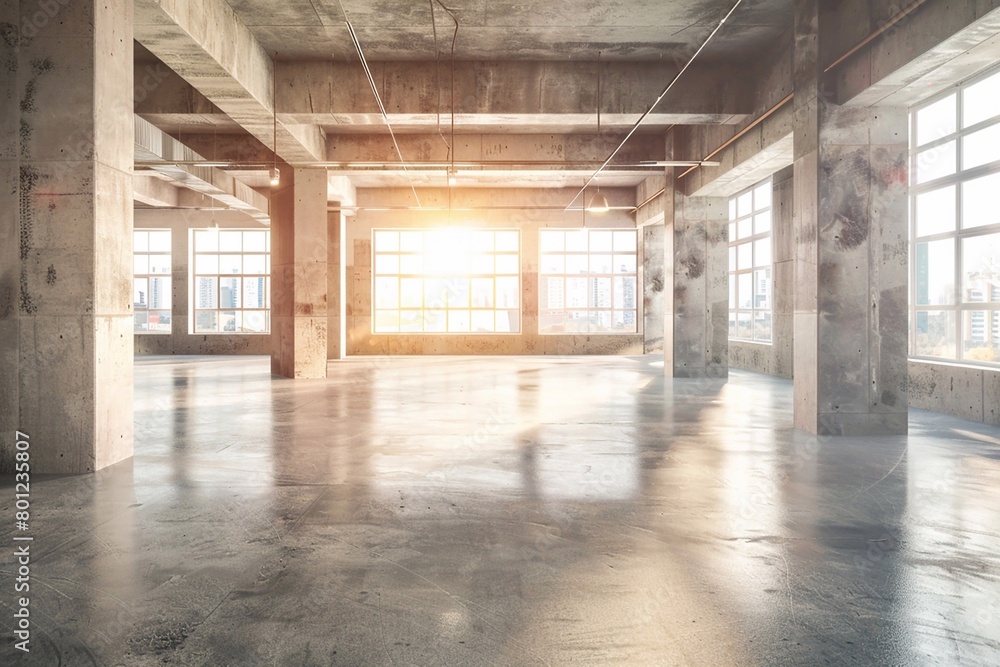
[3,0,1000,664]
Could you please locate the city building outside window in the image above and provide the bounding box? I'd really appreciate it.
[728,179,772,343]
[134,229,172,333]
[372,228,521,333]
[190,228,270,333]
[910,66,1000,364]
[538,229,638,334]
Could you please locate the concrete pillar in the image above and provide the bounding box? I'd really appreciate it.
[642,224,665,354]
[792,0,909,435]
[327,210,345,360]
[665,134,729,378]
[0,0,134,472]
[271,168,328,378]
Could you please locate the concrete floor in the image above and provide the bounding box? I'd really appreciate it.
[2,355,1000,665]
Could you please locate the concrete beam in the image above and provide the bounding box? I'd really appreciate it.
[134,0,325,162]
[134,116,270,224]
[133,175,180,208]
[278,60,752,128]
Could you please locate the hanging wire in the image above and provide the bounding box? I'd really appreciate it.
[565,0,745,210]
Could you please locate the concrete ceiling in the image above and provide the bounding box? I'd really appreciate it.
[222,0,793,62]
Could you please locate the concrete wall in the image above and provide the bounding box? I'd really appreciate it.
[908,360,1000,426]
[134,208,270,355]
[728,165,794,379]
[345,187,644,356]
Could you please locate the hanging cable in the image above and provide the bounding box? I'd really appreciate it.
[565,0,745,210]
[338,1,422,207]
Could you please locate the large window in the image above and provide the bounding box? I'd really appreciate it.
[133,229,172,333]
[910,67,1000,364]
[538,229,638,334]
[372,228,520,333]
[191,228,270,334]
[728,179,772,342]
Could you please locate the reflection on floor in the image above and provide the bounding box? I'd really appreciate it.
[2,355,1000,665]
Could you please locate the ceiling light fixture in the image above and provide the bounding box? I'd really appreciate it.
[565,0,745,211]
[269,167,281,186]
[586,191,610,213]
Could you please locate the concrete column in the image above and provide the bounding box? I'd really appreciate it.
[665,133,729,378]
[0,0,134,472]
[792,0,909,435]
[327,210,344,360]
[271,168,328,378]
[642,224,665,354]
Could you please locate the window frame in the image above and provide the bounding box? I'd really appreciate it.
[909,65,1000,367]
[537,228,640,335]
[133,229,172,335]
[371,228,522,335]
[189,228,271,335]
[727,178,773,344]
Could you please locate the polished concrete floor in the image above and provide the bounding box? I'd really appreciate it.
[2,354,1000,666]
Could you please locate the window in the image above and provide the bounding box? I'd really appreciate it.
[134,229,172,333]
[910,67,1000,364]
[538,229,638,334]
[728,179,772,343]
[191,229,270,334]
[372,228,520,333]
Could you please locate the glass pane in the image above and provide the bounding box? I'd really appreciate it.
[496,231,519,252]
[219,231,242,252]
[471,278,494,308]
[738,243,752,270]
[243,231,266,252]
[915,140,956,184]
[729,312,737,338]
[565,230,588,252]
[729,199,737,221]
[375,254,399,275]
[375,277,399,309]
[754,311,772,342]
[220,310,239,332]
[133,278,148,309]
[565,255,588,275]
[590,255,612,274]
[729,246,737,273]
[445,279,469,307]
[133,311,148,332]
[916,93,957,145]
[496,277,519,308]
[133,231,148,252]
[374,310,399,333]
[729,277,737,309]
[471,254,494,274]
[218,255,241,275]
[543,277,564,309]
[754,269,771,310]
[754,238,771,268]
[149,231,171,252]
[374,231,399,251]
[566,278,588,308]
[613,231,637,252]
[613,276,637,310]
[963,311,997,361]
[962,172,1000,229]
[471,310,494,332]
[133,255,149,275]
[590,231,613,252]
[244,255,267,274]
[400,278,423,308]
[400,310,422,333]
[738,274,752,309]
[737,217,752,239]
[595,311,612,332]
[425,310,447,332]
[195,230,218,252]
[613,255,637,274]
[541,254,565,274]
[914,239,955,306]
[737,191,753,217]
[423,279,448,310]
[962,234,1000,303]
[148,277,171,309]
[495,254,519,274]
[593,277,612,308]
[219,277,240,309]
[243,277,267,309]
[195,277,218,309]
[243,310,267,333]
[399,231,423,252]
[914,310,957,358]
[737,312,752,340]
[470,231,493,253]
[399,254,423,274]
[148,254,171,275]
[963,71,1000,128]
[728,222,736,242]
[195,255,219,275]
[148,311,170,333]
[754,182,772,211]
[614,310,637,333]
[915,185,956,237]
[448,310,470,332]
[194,310,219,333]
[755,210,772,234]
[961,122,1000,170]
